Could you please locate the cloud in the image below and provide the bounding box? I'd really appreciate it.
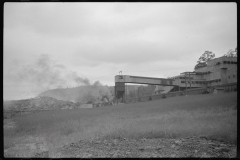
[4,3,237,100]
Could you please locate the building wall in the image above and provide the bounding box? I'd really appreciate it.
[227,67,237,83]
[220,68,228,85]
[194,57,237,87]
[195,66,207,72]
[172,75,206,88]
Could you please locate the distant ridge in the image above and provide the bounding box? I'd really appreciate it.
[38,85,114,103]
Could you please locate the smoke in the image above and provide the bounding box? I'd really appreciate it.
[71,71,90,86]
[5,54,114,101]
[10,54,92,96]
[38,79,114,103]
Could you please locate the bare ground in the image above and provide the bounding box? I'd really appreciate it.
[4,135,236,158]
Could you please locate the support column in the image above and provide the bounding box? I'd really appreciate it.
[220,68,228,85]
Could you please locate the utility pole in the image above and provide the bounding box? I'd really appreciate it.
[189,72,191,89]
[178,77,180,91]
[184,74,187,90]
[138,87,139,98]
[179,79,180,91]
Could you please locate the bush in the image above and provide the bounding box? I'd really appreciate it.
[202,90,210,94]
[86,101,93,104]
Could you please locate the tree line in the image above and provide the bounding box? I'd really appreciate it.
[194,47,237,69]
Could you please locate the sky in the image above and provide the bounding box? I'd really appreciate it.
[4,2,237,100]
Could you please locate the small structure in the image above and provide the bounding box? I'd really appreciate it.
[213,88,225,94]
[80,104,93,108]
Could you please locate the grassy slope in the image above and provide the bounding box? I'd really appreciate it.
[4,92,237,156]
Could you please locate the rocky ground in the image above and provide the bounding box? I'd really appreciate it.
[3,96,82,118]
[32,136,236,158]
[4,119,236,158]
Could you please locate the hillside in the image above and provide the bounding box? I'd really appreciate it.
[38,85,114,103]
[4,92,237,158]
[3,96,81,118]
[38,84,156,103]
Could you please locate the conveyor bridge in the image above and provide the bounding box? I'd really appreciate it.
[115,75,176,99]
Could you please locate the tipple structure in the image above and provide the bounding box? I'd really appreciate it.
[114,56,237,102]
[115,75,175,99]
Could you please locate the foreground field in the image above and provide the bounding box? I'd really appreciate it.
[4,92,237,158]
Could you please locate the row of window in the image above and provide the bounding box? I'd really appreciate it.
[229,75,236,78]
[207,79,221,83]
[223,61,237,64]
[178,77,193,79]
[214,61,237,66]
[195,71,211,75]
[181,79,221,84]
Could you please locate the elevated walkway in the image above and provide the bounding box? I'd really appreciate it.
[115,75,177,100]
[115,75,175,86]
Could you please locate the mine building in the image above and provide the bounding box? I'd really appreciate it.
[115,56,237,101]
[170,56,237,88]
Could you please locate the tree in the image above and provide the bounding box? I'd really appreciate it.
[138,85,155,97]
[128,90,136,98]
[224,47,237,57]
[82,92,96,103]
[195,51,215,69]
[197,51,215,64]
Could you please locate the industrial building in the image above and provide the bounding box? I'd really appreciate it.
[115,56,237,100]
[170,56,237,88]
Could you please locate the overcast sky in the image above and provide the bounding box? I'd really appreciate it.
[4,2,237,100]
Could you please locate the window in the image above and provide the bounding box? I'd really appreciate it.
[227,61,230,64]
[181,81,185,83]
[223,61,226,64]
[119,76,123,79]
